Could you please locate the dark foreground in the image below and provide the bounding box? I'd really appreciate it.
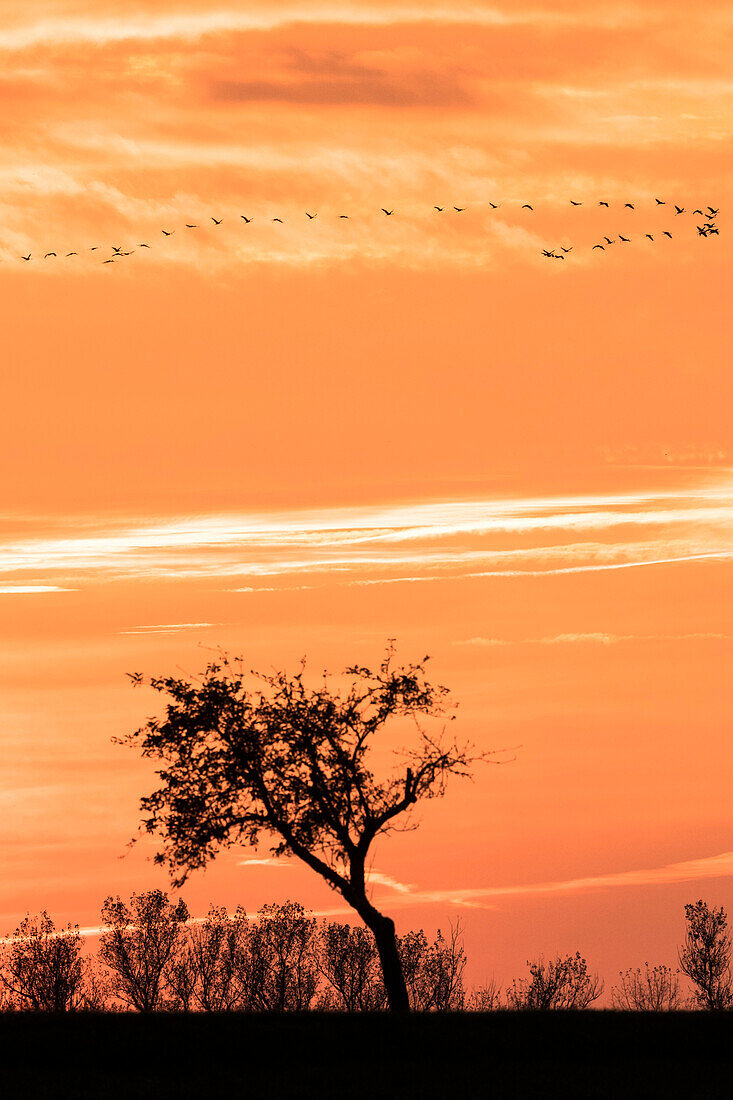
[2,1012,731,1099]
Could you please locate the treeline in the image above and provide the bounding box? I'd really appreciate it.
[0,893,729,1013]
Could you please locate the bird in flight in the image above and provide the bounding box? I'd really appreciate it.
[21,254,31,261]
[521,204,533,210]
[708,207,719,216]
[674,206,684,215]
[305,212,317,220]
[645,234,654,240]
[625,203,635,209]
[241,216,253,223]
[340,215,349,219]
[561,246,573,253]
[434,206,444,212]
[604,237,615,244]
[89,246,99,251]
[570,201,582,206]
[382,209,395,216]
[273,217,284,223]
[697,225,709,236]
[66,252,77,257]
[186,224,197,229]
[663,231,673,238]
[112,246,123,254]
[124,250,135,255]
[655,198,665,205]
[592,244,605,250]
[139,243,150,248]
[599,201,609,207]
[692,209,704,216]
[44,252,56,258]
[453,206,464,212]
[542,249,555,258]
[211,217,223,225]
[162,230,174,236]
[619,235,630,242]
[489,202,500,209]
[103,259,114,264]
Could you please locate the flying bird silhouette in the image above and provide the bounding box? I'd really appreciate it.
[162,230,174,236]
[521,204,533,210]
[211,218,223,225]
[434,207,444,212]
[241,216,253,223]
[186,224,197,229]
[592,244,605,250]
[645,234,654,240]
[655,198,665,205]
[708,207,719,216]
[619,235,630,242]
[305,212,317,219]
[339,215,349,219]
[103,259,114,264]
[570,200,582,206]
[139,243,150,248]
[44,252,56,258]
[674,206,684,215]
[112,247,123,254]
[697,225,709,236]
[66,252,77,257]
[21,254,31,261]
[663,231,672,238]
[382,209,395,215]
[453,207,464,212]
[604,237,615,244]
[599,201,609,207]
[625,203,635,209]
[89,246,99,251]
[489,202,500,209]
[692,209,704,216]
[273,218,284,223]
[542,250,555,258]
[561,246,573,253]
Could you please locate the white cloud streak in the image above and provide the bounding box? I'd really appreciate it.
[0,6,642,53]
[0,480,730,589]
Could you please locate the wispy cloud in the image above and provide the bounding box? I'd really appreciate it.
[0,585,73,595]
[456,632,733,646]
[0,6,643,53]
[0,480,730,590]
[118,622,219,635]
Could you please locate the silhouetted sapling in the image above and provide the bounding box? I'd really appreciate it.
[122,643,486,1011]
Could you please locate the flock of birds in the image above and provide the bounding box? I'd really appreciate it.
[539,198,721,260]
[15,196,721,266]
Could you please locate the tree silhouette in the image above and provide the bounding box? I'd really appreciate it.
[99,890,189,1011]
[679,899,733,1010]
[0,912,88,1011]
[122,643,484,1011]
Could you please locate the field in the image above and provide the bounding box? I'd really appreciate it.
[2,1012,731,1099]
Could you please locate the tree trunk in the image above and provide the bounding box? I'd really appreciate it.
[355,901,410,1012]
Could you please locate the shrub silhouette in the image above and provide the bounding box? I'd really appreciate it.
[679,899,733,1010]
[611,964,684,1011]
[506,953,603,1010]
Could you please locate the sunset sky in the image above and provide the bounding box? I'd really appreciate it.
[1,0,732,993]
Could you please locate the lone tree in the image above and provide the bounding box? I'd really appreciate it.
[122,644,485,1011]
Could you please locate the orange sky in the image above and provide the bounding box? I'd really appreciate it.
[1,0,732,995]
